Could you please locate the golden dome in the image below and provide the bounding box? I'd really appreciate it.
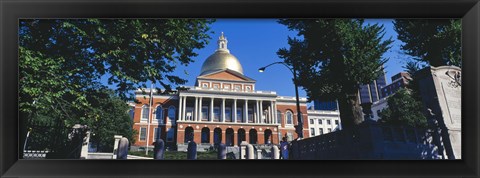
[200,32,244,75]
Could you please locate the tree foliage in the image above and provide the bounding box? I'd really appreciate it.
[19,19,213,150]
[379,88,427,127]
[278,19,392,130]
[394,19,461,67]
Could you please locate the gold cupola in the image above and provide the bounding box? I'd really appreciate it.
[200,32,244,76]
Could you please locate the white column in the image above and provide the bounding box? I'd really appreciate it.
[210,98,214,122]
[260,100,264,123]
[198,97,203,121]
[178,96,183,121]
[233,99,237,123]
[268,103,272,124]
[256,101,260,123]
[244,99,248,123]
[253,101,258,123]
[194,97,198,122]
[273,101,277,124]
[182,96,187,121]
[222,98,226,123]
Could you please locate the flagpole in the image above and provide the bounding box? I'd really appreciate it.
[145,83,153,155]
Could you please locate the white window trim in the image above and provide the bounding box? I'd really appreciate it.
[168,106,176,125]
[139,127,147,141]
[285,111,294,126]
[153,104,163,124]
[140,105,149,123]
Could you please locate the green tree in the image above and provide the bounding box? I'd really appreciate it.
[20,19,212,122]
[378,88,427,127]
[87,89,137,152]
[19,19,213,153]
[278,19,392,130]
[394,19,461,67]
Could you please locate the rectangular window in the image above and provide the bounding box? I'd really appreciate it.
[140,127,147,141]
[202,106,209,121]
[335,120,339,125]
[237,107,243,122]
[328,128,332,133]
[154,128,160,140]
[319,128,323,135]
[287,132,293,141]
[310,128,315,136]
[166,128,174,142]
[214,107,220,121]
[248,108,254,123]
[310,119,314,124]
[186,109,193,121]
[318,119,322,124]
[327,120,331,125]
[225,107,232,122]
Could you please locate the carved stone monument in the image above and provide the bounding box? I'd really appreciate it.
[417,66,461,159]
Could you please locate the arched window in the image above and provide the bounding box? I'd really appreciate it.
[168,106,176,125]
[285,110,293,125]
[184,127,194,143]
[154,105,163,124]
[276,110,282,124]
[201,127,210,143]
[141,105,149,122]
[249,129,257,144]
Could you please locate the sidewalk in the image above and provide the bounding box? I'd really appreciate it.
[127,155,153,159]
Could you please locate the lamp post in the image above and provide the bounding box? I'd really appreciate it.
[259,62,303,139]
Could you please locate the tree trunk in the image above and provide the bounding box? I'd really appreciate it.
[338,91,364,131]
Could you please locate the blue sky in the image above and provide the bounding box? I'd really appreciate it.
[172,19,407,99]
[106,19,409,106]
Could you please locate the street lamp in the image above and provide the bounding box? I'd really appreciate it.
[258,62,303,139]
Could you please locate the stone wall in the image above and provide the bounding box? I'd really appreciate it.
[291,121,439,160]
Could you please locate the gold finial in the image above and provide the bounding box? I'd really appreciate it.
[219,32,225,40]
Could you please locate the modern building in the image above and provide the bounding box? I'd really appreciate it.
[380,72,411,98]
[313,100,338,111]
[312,70,387,112]
[369,72,411,121]
[130,33,309,151]
[358,70,388,104]
[307,109,341,137]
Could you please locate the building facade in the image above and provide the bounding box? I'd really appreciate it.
[131,33,309,150]
[307,109,341,137]
[369,72,411,121]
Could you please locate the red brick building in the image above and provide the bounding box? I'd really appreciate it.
[131,33,309,150]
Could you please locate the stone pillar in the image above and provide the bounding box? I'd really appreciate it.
[178,96,183,121]
[271,145,280,159]
[257,149,262,159]
[182,96,187,121]
[239,141,248,159]
[198,97,203,121]
[260,100,264,123]
[194,97,198,122]
[244,100,248,123]
[112,135,122,159]
[210,98,214,122]
[117,137,129,159]
[233,99,237,123]
[153,139,165,160]
[217,143,227,159]
[222,98,226,123]
[246,144,255,159]
[80,131,91,159]
[187,141,197,160]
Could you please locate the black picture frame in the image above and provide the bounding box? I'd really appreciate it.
[1,0,479,177]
